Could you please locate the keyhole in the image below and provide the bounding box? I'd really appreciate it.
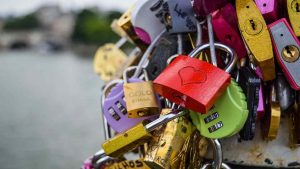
[296,3,300,12]
[250,20,256,30]
[285,46,293,57]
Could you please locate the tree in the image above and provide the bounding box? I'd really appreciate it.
[3,13,40,31]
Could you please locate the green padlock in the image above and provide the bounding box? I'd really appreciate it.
[190,79,248,139]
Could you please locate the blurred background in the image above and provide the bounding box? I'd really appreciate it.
[0,1,136,168]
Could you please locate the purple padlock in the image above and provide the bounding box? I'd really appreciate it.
[257,84,265,120]
[212,3,247,59]
[102,78,158,133]
[255,0,278,23]
[192,0,229,16]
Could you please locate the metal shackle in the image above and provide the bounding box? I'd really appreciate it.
[200,139,224,169]
[123,66,149,83]
[189,43,238,73]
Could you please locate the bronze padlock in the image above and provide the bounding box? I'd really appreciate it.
[123,68,160,118]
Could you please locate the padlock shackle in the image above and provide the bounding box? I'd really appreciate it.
[189,43,238,73]
[200,139,225,169]
[123,66,149,83]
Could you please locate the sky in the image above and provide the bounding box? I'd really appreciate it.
[0,0,137,16]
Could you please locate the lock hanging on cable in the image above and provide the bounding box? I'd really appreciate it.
[123,67,160,118]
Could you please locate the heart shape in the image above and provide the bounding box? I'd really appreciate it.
[178,66,207,85]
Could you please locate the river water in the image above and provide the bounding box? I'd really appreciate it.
[0,50,106,169]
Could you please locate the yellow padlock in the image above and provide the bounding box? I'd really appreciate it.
[287,0,300,37]
[236,0,275,81]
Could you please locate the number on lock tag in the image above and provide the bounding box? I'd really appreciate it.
[269,18,300,90]
[192,0,229,16]
[93,44,128,81]
[238,66,261,140]
[236,0,276,81]
[287,0,300,37]
[190,80,248,138]
[212,3,247,59]
[131,0,166,44]
[166,0,197,33]
[255,0,279,23]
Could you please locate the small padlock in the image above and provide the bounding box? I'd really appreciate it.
[257,84,266,120]
[255,0,279,23]
[123,68,160,118]
[131,0,166,44]
[275,72,295,112]
[154,43,236,113]
[238,65,261,140]
[102,109,188,157]
[287,0,300,37]
[236,0,276,81]
[212,3,247,59]
[102,78,158,133]
[269,18,300,90]
[192,0,229,16]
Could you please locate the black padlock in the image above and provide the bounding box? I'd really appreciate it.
[238,65,261,140]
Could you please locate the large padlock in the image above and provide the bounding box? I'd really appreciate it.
[102,109,188,157]
[287,0,300,37]
[192,0,229,16]
[269,18,300,90]
[190,79,248,139]
[212,3,247,59]
[153,43,236,113]
[131,0,166,44]
[255,0,279,23]
[123,68,160,118]
[236,0,276,81]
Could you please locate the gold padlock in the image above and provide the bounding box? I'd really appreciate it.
[144,109,194,169]
[236,0,275,81]
[123,67,159,118]
[287,0,300,37]
[102,109,188,158]
[106,159,151,169]
[93,43,128,81]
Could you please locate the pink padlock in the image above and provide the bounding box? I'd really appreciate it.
[256,85,265,120]
[212,4,247,59]
[255,0,278,23]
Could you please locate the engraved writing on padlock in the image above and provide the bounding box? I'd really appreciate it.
[106,159,151,169]
[212,3,247,59]
[255,0,278,23]
[131,0,166,44]
[236,0,276,81]
[192,0,229,16]
[123,69,160,118]
[269,18,300,90]
[153,43,235,113]
[287,0,300,37]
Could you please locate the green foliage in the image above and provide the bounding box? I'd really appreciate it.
[3,13,40,31]
[72,9,120,45]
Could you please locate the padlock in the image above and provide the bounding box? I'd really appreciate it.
[269,18,300,90]
[212,3,247,59]
[131,0,166,44]
[115,5,148,51]
[257,84,266,120]
[165,0,197,33]
[93,42,128,81]
[102,109,188,157]
[153,43,237,113]
[238,66,261,140]
[255,0,279,23]
[261,83,281,140]
[105,159,151,169]
[236,0,276,81]
[275,72,295,112]
[287,0,300,37]
[123,68,160,118]
[102,79,158,133]
[288,92,300,148]
[192,0,229,16]
[190,79,248,139]
[144,108,194,169]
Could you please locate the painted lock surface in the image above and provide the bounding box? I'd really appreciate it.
[192,0,229,16]
[255,0,278,23]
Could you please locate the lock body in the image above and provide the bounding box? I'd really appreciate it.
[269,18,300,90]
[190,80,248,138]
[124,81,160,118]
[255,0,278,23]
[131,0,166,44]
[287,0,300,37]
[93,44,128,81]
[212,4,247,59]
[192,0,229,16]
[256,84,265,120]
[236,0,275,81]
[103,78,157,133]
[106,159,151,169]
[154,55,231,113]
[102,122,152,157]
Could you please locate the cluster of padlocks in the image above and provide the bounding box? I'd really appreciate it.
[84,0,300,168]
